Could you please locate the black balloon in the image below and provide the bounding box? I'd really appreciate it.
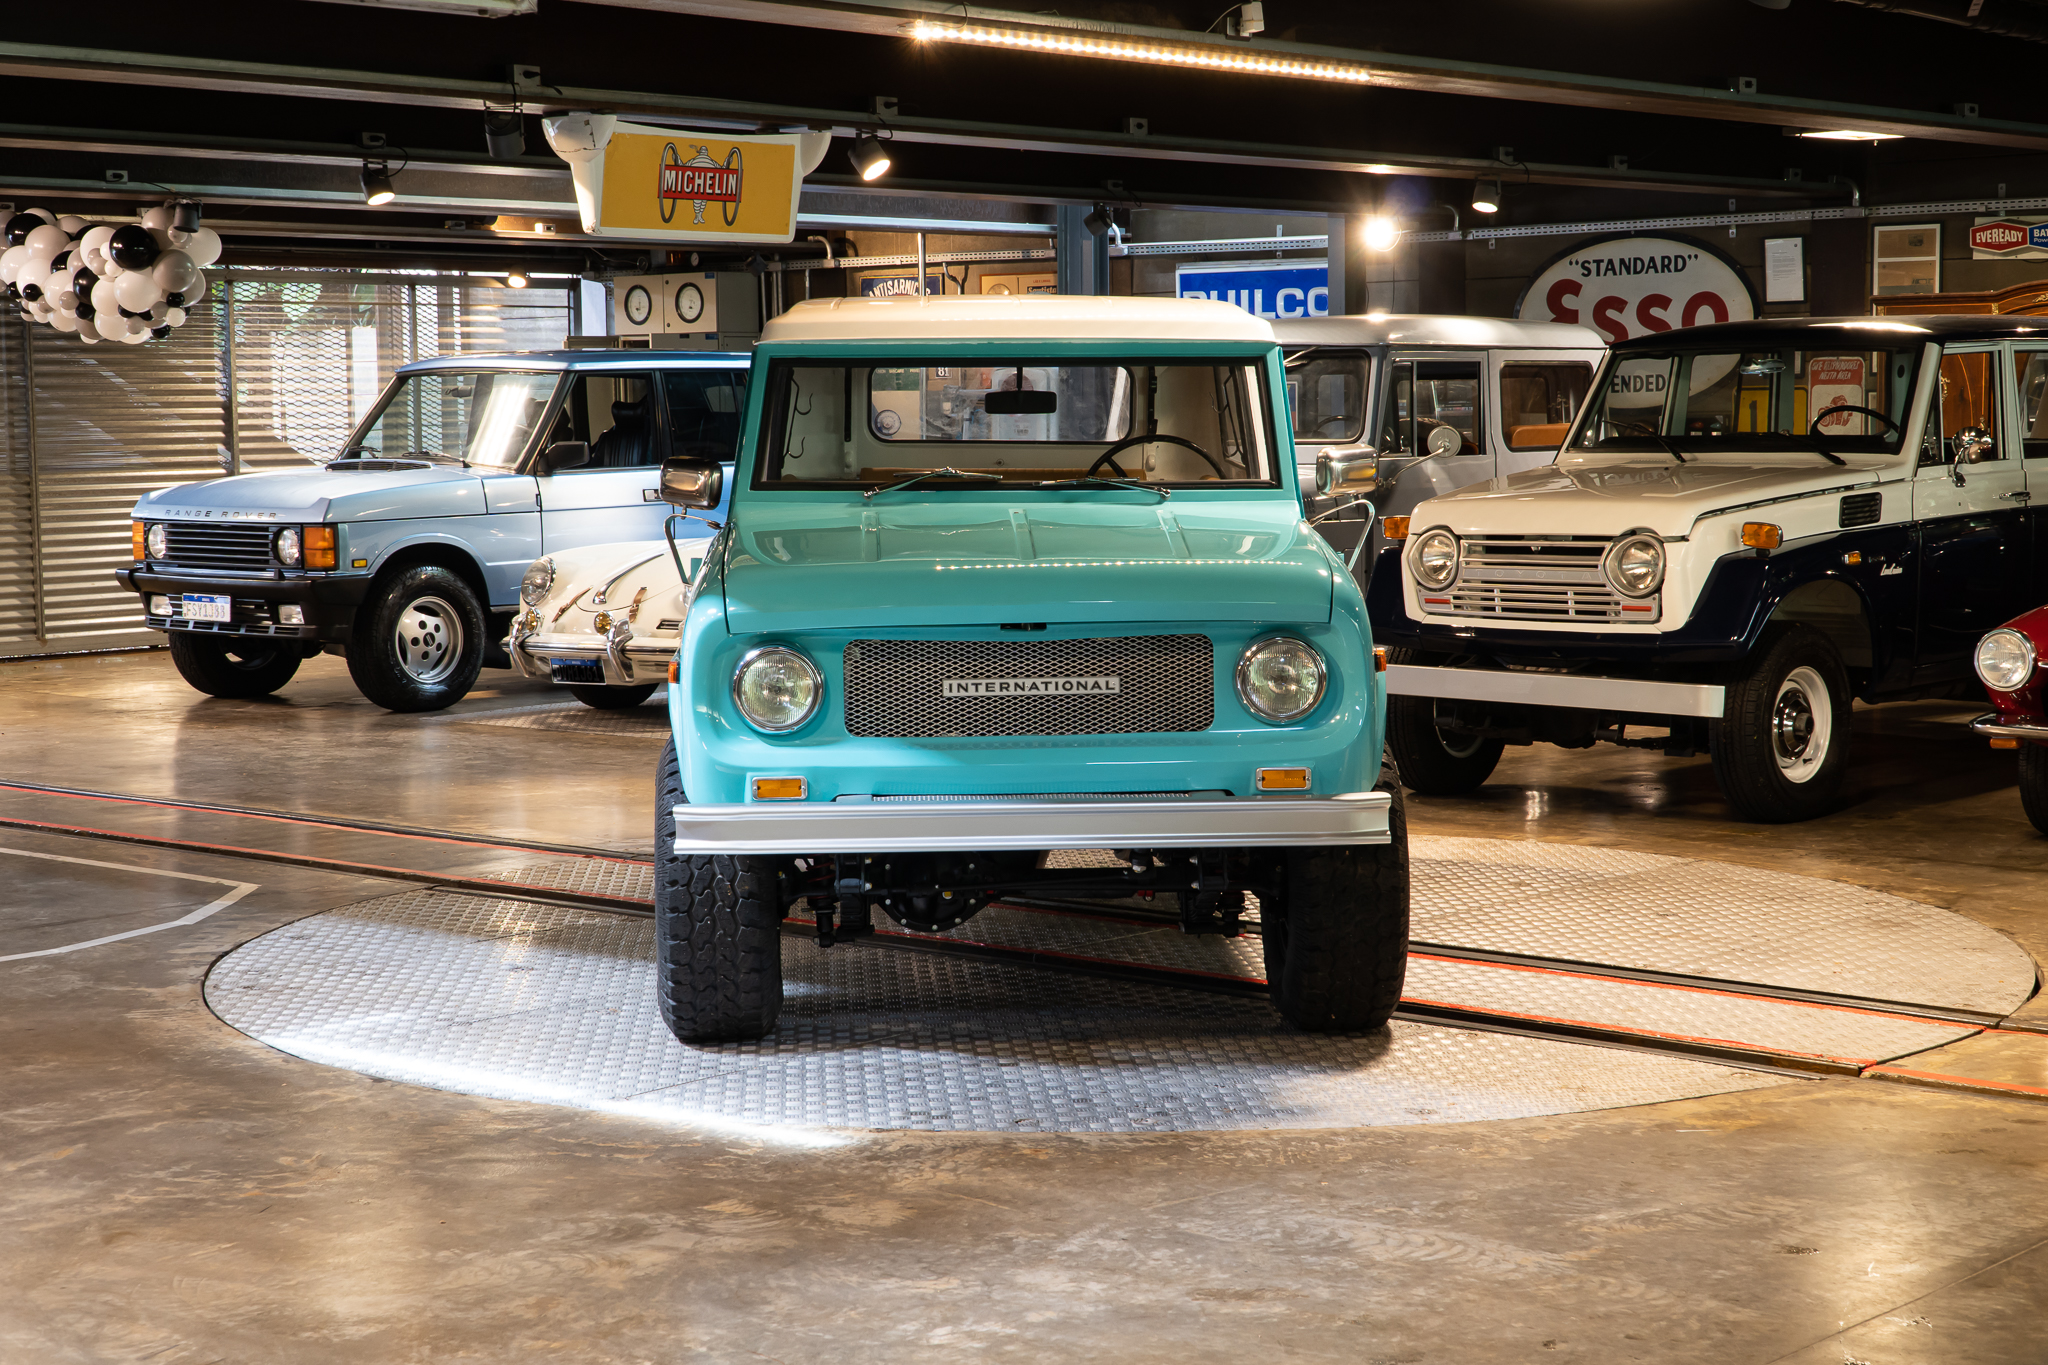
[20,281,41,301]
[73,266,97,293]
[107,224,160,270]
[75,301,94,320]
[149,325,173,340]
[164,291,186,308]
[3,213,36,247]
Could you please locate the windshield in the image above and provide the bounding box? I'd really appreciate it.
[348,370,559,471]
[1573,345,1922,454]
[754,357,1279,488]
[1285,350,1369,444]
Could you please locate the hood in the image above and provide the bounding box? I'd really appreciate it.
[1418,456,1893,539]
[719,497,1334,632]
[535,539,709,634]
[135,464,487,523]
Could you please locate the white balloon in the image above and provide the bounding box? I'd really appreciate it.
[115,270,162,311]
[50,309,78,333]
[57,214,87,236]
[148,301,168,321]
[0,244,26,285]
[77,320,101,343]
[24,223,68,256]
[120,327,149,344]
[182,226,222,268]
[147,227,174,254]
[166,306,187,326]
[78,224,115,258]
[141,206,172,232]
[182,268,208,303]
[91,279,120,315]
[153,250,198,295]
[23,207,55,225]
[100,256,124,278]
[55,291,78,312]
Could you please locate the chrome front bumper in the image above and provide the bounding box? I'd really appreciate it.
[1385,663,1727,719]
[507,622,675,686]
[671,792,1394,855]
[1970,713,2048,742]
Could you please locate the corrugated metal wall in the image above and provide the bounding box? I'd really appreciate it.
[0,272,571,657]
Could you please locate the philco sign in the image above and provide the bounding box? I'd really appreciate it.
[543,114,828,244]
[1516,235,1757,346]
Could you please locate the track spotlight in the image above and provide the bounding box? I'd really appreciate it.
[170,199,203,233]
[1362,215,1400,252]
[484,109,526,160]
[361,161,396,206]
[847,134,892,182]
[1471,180,1502,214]
[1083,203,1113,237]
[506,268,530,288]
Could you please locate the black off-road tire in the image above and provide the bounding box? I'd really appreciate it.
[1263,762,1411,1033]
[569,682,658,710]
[166,633,303,699]
[1710,623,1851,824]
[2018,743,2048,838]
[345,565,486,713]
[653,737,784,1043]
[1383,650,1504,795]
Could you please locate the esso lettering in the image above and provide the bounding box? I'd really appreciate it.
[1608,371,1669,395]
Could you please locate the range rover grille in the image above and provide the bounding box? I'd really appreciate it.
[842,635,1214,738]
[160,523,276,573]
[1420,537,1656,623]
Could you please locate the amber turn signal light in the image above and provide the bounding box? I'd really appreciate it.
[303,525,338,569]
[752,776,807,800]
[1373,646,1387,672]
[1381,515,1411,541]
[1991,737,2020,750]
[668,658,680,684]
[130,521,146,561]
[1255,767,1311,792]
[1741,522,1782,550]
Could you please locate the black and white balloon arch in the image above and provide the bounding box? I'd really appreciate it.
[0,202,222,345]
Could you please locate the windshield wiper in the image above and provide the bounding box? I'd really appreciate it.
[862,467,1003,500]
[1034,475,1170,500]
[1651,434,1686,464]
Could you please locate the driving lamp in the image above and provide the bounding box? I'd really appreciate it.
[275,526,302,567]
[1411,529,1459,589]
[1604,534,1665,597]
[144,523,168,560]
[733,646,823,732]
[520,557,555,605]
[1975,628,2036,692]
[1236,636,1327,724]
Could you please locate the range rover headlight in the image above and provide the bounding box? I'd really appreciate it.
[1411,529,1459,589]
[520,557,555,605]
[733,646,822,733]
[1603,534,1665,598]
[1236,636,1327,724]
[143,523,168,560]
[1976,628,2036,692]
[274,526,302,567]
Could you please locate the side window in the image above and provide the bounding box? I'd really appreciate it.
[1928,351,2004,467]
[544,372,659,469]
[1500,361,1593,450]
[1383,360,1482,458]
[664,368,749,463]
[2019,352,2048,460]
[1379,362,1415,455]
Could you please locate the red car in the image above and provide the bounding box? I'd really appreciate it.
[1973,607,2048,833]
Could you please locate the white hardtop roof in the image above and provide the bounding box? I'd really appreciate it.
[397,350,749,374]
[760,294,1277,344]
[1270,313,1604,350]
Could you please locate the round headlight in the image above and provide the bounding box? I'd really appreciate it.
[1603,533,1665,598]
[1975,628,2037,692]
[1236,636,1327,724]
[1411,530,1459,589]
[274,526,302,567]
[733,646,822,732]
[520,558,555,605]
[143,523,168,560]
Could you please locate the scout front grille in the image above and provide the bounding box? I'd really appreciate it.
[1420,537,1655,623]
[842,635,1213,738]
[159,523,277,573]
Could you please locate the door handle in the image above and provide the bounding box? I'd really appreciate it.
[1999,491,2032,501]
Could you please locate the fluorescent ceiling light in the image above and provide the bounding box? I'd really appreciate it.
[909,19,1373,84]
[1796,129,1904,141]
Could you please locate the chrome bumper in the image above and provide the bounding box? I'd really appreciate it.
[507,623,675,687]
[1970,713,2048,742]
[1385,663,1727,719]
[671,792,1394,855]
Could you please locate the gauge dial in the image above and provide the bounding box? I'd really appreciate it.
[675,281,706,325]
[622,284,653,326]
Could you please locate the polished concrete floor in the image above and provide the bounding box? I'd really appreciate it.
[4,649,2046,1363]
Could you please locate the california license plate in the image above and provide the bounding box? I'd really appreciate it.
[182,594,231,622]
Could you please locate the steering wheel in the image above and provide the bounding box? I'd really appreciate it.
[1087,432,1230,480]
[1809,404,1900,438]
[1615,420,1662,437]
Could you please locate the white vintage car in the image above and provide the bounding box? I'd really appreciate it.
[505,536,713,707]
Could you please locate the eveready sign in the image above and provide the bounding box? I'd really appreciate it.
[1517,235,1756,346]
[1971,220,2030,253]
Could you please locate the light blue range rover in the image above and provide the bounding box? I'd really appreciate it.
[117,350,746,710]
[649,296,1407,1042]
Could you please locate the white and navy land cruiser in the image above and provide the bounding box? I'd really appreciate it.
[1371,316,2048,822]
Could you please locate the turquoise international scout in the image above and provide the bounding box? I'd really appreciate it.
[650,295,1408,1042]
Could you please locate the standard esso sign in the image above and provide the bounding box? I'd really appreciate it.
[1520,236,1758,397]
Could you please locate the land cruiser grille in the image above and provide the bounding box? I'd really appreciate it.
[160,523,275,573]
[842,635,1213,738]
[1422,537,1656,623]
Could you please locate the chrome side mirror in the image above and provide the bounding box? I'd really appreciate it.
[1314,444,1379,497]
[1954,426,1995,464]
[659,457,723,509]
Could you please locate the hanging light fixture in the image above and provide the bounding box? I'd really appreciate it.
[1470,180,1502,214]
[1362,215,1400,251]
[361,161,396,206]
[847,133,892,182]
[506,267,530,288]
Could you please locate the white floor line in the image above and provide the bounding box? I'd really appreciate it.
[0,844,259,962]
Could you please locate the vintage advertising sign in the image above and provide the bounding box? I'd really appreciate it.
[542,113,829,244]
[1519,235,1758,395]
[1969,217,2048,259]
[1177,261,1330,319]
[1809,356,1868,434]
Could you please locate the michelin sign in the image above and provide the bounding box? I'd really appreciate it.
[1177,261,1330,319]
[543,113,831,245]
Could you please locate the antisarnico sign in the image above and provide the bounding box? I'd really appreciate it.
[1516,235,1757,345]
